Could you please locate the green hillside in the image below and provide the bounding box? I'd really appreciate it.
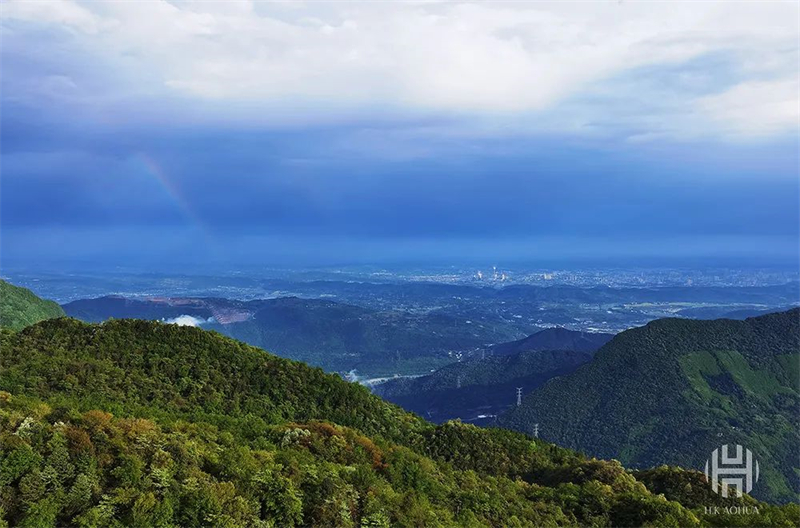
[499,309,800,504]
[1,318,797,526]
[0,280,65,331]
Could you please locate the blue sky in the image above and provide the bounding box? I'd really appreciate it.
[1,1,798,269]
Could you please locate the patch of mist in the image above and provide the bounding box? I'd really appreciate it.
[164,315,209,327]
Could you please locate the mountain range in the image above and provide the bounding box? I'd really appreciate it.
[2,280,799,525]
[1,284,798,526]
[62,295,526,376]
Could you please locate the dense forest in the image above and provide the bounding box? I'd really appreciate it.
[500,309,800,504]
[0,315,798,527]
[0,281,65,332]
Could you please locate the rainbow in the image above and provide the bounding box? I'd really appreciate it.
[133,153,205,231]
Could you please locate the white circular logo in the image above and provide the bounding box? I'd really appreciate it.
[704,444,759,498]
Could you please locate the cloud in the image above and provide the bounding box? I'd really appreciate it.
[164,315,207,327]
[1,2,797,269]
[696,79,800,139]
[2,0,101,34]
[2,0,797,139]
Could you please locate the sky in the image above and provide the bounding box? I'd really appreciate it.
[1,0,799,270]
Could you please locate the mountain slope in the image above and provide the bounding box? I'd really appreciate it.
[0,279,65,331]
[3,318,797,526]
[375,348,592,424]
[490,327,614,356]
[0,317,422,443]
[499,309,800,504]
[61,294,218,322]
[62,295,523,375]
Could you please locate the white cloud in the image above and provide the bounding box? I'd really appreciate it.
[2,0,101,33]
[697,79,800,139]
[2,0,798,139]
[164,314,206,327]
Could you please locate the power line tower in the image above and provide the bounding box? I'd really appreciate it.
[532,423,539,438]
[516,387,523,406]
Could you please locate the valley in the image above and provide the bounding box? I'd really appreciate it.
[374,328,612,424]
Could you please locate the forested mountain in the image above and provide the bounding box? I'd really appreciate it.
[0,280,65,331]
[62,295,524,376]
[2,318,798,527]
[489,327,614,355]
[499,309,800,504]
[375,348,592,424]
